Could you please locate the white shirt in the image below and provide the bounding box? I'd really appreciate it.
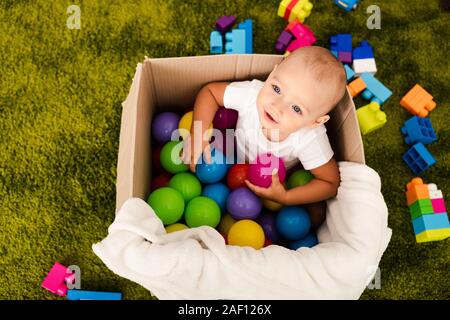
[223,79,334,170]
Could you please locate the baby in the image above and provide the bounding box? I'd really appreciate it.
[181,46,347,229]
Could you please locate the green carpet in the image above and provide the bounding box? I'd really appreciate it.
[0,0,449,300]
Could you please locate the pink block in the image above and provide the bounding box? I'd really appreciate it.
[41,262,73,296]
[284,20,316,44]
[286,38,312,52]
[432,198,447,214]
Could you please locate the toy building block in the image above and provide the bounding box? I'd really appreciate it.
[67,290,122,300]
[428,184,447,213]
[41,262,76,296]
[412,213,450,237]
[286,38,312,53]
[347,77,366,97]
[285,20,315,44]
[401,116,437,145]
[415,228,450,243]
[334,0,360,11]
[353,40,374,59]
[360,73,393,105]
[427,183,443,199]
[353,58,377,75]
[330,34,352,64]
[275,30,294,53]
[356,101,387,135]
[344,65,355,82]
[400,84,436,117]
[409,198,434,220]
[210,31,223,54]
[215,16,236,33]
[278,0,313,23]
[225,29,246,54]
[406,178,430,206]
[237,19,253,54]
[402,142,436,175]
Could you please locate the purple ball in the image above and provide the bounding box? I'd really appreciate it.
[213,107,238,129]
[256,211,281,243]
[152,112,180,144]
[226,187,262,220]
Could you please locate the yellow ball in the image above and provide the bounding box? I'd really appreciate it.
[165,223,189,233]
[262,198,283,211]
[227,220,265,250]
[218,214,236,236]
[178,111,213,140]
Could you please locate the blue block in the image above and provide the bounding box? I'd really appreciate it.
[330,33,352,53]
[360,73,392,105]
[344,64,355,82]
[237,19,253,54]
[225,29,247,54]
[412,213,450,235]
[353,40,374,60]
[334,0,360,11]
[401,116,437,145]
[210,31,223,54]
[331,50,338,58]
[67,290,122,300]
[402,142,436,175]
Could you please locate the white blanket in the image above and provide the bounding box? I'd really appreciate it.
[92,161,392,299]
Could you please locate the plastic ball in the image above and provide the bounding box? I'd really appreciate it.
[169,172,202,203]
[288,232,318,250]
[160,141,188,174]
[210,129,236,165]
[264,239,273,247]
[195,148,228,184]
[248,153,286,188]
[152,112,180,144]
[276,206,311,240]
[213,107,238,129]
[218,214,236,236]
[227,220,265,250]
[147,187,185,225]
[287,169,313,189]
[150,172,172,191]
[178,111,213,139]
[256,211,281,243]
[226,164,249,190]
[226,187,262,220]
[262,198,283,211]
[202,183,230,213]
[165,223,189,233]
[152,145,165,173]
[185,196,221,228]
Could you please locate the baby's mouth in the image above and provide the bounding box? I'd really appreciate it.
[264,110,278,124]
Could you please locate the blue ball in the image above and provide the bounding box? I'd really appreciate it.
[202,183,230,213]
[276,206,311,240]
[288,232,318,250]
[196,148,228,184]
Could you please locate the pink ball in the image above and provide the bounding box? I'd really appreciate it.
[248,153,286,188]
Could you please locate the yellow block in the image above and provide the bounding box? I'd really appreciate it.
[415,228,450,243]
[277,0,291,18]
[290,0,313,23]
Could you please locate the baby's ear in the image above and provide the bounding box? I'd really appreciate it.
[311,115,330,128]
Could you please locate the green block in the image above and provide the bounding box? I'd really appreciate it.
[409,199,434,220]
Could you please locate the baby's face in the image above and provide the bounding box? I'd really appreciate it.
[256,62,336,140]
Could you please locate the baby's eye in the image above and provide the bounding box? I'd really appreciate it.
[272,84,281,94]
[292,105,302,114]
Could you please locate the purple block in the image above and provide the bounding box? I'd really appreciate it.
[215,15,236,33]
[338,51,352,64]
[275,31,294,53]
[432,198,447,214]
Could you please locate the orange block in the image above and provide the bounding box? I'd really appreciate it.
[347,77,366,97]
[406,178,431,206]
[400,84,436,117]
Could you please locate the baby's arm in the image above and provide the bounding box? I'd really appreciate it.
[245,158,340,205]
[181,82,229,172]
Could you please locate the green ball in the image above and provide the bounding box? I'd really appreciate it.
[185,196,221,228]
[160,141,188,174]
[147,187,185,225]
[287,170,313,189]
[169,172,202,202]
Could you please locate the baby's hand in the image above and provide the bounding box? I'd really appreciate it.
[245,169,287,204]
[181,133,212,173]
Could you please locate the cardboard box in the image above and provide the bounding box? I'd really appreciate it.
[116,54,365,212]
